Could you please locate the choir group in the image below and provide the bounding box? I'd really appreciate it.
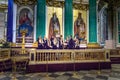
[37,35,85,49]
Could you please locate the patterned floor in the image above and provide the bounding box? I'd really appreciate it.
[0,69,120,80]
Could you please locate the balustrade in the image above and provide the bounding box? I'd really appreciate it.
[0,48,111,65]
[28,49,110,64]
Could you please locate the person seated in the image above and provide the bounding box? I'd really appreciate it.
[37,36,43,49]
[43,36,50,49]
[53,37,57,49]
[63,37,69,49]
[50,36,54,49]
[68,35,75,49]
[75,38,80,49]
[57,37,63,49]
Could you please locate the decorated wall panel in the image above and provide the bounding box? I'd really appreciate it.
[16,5,35,43]
[46,7,63,38]
[0,11,7,40]
[73,9,87,44]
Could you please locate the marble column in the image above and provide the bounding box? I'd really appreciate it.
[36,0,46,39]
[7,0,13,42]
[64,0,73,39]
[87,0,99,48]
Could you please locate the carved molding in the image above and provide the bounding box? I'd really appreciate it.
[46,0,64,7]
[14,0,37,6]
[46,0,89,10]
[73,3,89,10]
[0,4,7,9]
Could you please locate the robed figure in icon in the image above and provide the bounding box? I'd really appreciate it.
[18,12,33,37]
[48,13,60,39]
[74,12,86,41]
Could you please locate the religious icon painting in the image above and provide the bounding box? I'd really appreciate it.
[73,10,87,44]
[16,7,34,43]
[47,7,63,39]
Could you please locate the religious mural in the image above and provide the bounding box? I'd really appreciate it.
[47,7,63,39]
[16,7,34,43]
[74,12,86,40]
[48,12,60,39]
[73,10,87,44]
[18,9,33,37]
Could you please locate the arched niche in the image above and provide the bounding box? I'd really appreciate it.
[98,4,108,46]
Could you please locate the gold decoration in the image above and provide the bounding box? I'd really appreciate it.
[14,0,37,6]
[11,43,16,47]
[46,0,64,7]
[73,3,89,10]
[32,41,38,47]
[47,7,63,37]
[0,4,7,9]
[20,29,28,54]
[46,0,89,10]
[87,43,100,48]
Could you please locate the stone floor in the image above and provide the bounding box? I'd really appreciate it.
[0,69,120,80]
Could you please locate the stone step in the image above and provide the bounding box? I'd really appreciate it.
[111,64,120,69]
[112,68,120,72]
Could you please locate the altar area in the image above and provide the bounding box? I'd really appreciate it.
[7,0,89,48]
[1,0,120,74]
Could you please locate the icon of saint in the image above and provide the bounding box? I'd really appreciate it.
[74,12,86,41]
[48,13,60,39]
[18,12,33,37]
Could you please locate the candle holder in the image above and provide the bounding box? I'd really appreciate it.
[20,29,28,54]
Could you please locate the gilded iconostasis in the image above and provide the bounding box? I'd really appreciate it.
[10,0,89,44]
[46,7,87,43]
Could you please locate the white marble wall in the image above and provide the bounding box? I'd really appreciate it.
[0,12,5,39]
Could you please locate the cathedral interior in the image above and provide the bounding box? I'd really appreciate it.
[0,0,120,80]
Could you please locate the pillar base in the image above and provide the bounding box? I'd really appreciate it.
[87,43,101,49]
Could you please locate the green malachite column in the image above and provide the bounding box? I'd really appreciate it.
[88,0,99,47]
[64,0,73,39]
[89,0,97,42]
[36,0,46,39]
[118,11,120,43]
